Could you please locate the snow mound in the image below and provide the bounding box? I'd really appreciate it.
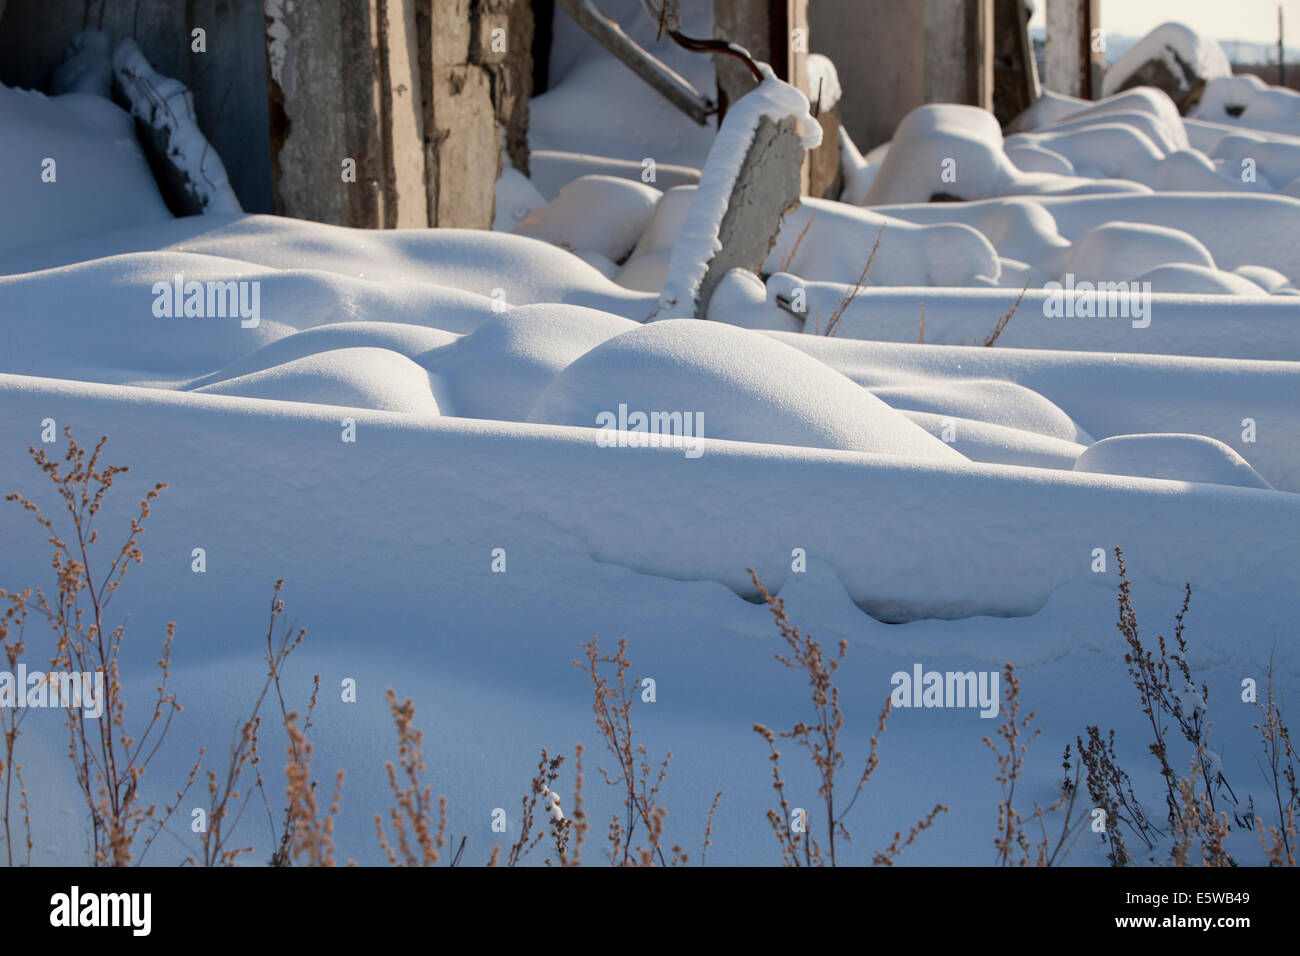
[899,411,1086,470]
[764,198,1002,287]
[1010,88,1190,152]
[0,84,172,257]
[528,150,700,201]
[1101,22,1231,99]
[622,189,1008,292]
[1233,265,1297,294]
[706,268,801,332]
[1006,143,1076,176]
[1073,434,1274,490]
[193,347,443,415]
[184,322,460,390]
[1062,221,1215,283]
[429,304,639,422]
[862,105,1145,205]
[1132,264,1268,296]
[865,105,1015,204]
[513,174,661,263]
[1193,75,1300,136]
[527,320,966,461]
[868,380,1093,444]
[0,214,659,321]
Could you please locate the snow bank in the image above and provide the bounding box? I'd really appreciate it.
[1073,434,1273,490]
[761,281,1300,363]
[2,373,1294,630]
[770,334,1300,493]
[1062,221,1216,283]
[874,192,1300,285]
[0,214,660,320]
[185,322,460,390]
[527,319,964,462]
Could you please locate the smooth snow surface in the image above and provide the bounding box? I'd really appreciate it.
[2,15,1299,868]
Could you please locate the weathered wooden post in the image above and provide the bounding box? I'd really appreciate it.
[265,0,531,229]
[1044,0,1102,99]
[923,0,994,110]
[992,0,1038,125]
[265,0,428,227]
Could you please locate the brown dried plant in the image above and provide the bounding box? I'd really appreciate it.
[982,663,1087,866]
[1252,651,1298,864]
[749,568,945,866]
[817,223,884,337]
[188,580,319,867]
[1114,548,1237,828]
[575,636,680,866]
[375,688,454,867]
[0,591,33,866]
[284,711,346,867]
[980,280,1028,347]
[5,428,194,865]
[777,208,816,273]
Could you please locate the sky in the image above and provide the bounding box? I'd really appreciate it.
[1028,0,1299,46]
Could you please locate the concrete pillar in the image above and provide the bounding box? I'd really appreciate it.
[1044,0,1102,98]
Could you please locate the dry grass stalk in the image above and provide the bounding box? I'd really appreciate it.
[574,636,678,866]
[817,223,884,337]
[916,301,926,344]
[1252,651,1298,864]
[982,664,1088,866]
[375,689,449,867]
[189,580,317,867]
[777,209,816,273]
[284,712,345,866]
[980,280,1028,346]
[749,568,945,866]
[0,591,33,866]
[5,429,193,866]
